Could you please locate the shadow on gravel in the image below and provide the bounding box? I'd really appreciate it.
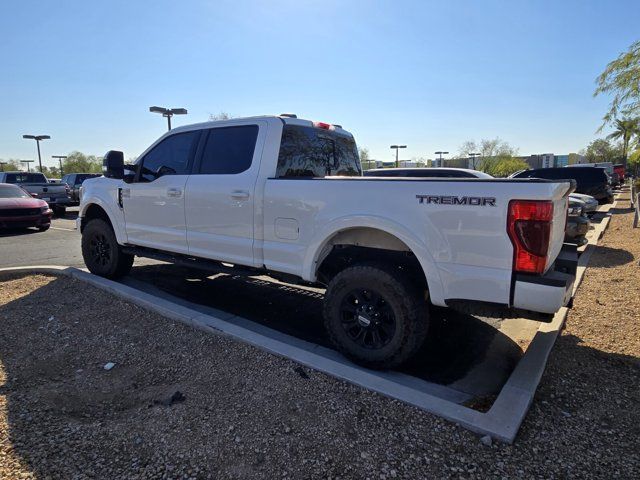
[588,246,635,268]
[609,206,635,215]
[125,263,523,391]
[1,272,638,478]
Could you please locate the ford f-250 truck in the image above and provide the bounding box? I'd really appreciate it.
[78,115,577,369]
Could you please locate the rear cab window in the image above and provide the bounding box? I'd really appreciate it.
[276,124,361,178]
[4,173,47,183]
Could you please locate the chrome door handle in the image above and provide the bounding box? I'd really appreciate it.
[230,190,250,200]
[167,188,183,198]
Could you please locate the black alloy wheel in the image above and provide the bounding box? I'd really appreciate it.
[340,288,397,350]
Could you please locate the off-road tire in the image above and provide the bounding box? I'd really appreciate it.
[81,218,133,279]
[323,263,429,369]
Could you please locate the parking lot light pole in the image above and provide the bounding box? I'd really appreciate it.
[22,134,51,173]
[20,160,35,173]
[468,152,481,169]
[435,151,449,168]
[52,155,67,176]
[390,145,407,168]
[149,106,188,131]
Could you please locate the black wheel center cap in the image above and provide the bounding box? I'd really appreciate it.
[357,314,371,327]
[356,305,376,327]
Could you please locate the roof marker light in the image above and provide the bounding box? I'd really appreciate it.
[313,121,335,131]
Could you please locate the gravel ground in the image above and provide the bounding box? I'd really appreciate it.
[0,196,638,479]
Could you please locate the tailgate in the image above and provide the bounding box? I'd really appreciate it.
[546,182,574,271]
[22,183,67,194]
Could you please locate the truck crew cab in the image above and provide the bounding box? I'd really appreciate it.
[78,115,577,369]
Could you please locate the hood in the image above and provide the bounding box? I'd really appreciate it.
[0,197,48,209]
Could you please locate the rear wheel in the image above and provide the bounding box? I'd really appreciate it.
[81,219,133,279]
[323,263,429,369]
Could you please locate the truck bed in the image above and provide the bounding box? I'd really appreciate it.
[262,176,572,308]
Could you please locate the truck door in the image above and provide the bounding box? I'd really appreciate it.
[121,130,200,254]
[185,121,266,267]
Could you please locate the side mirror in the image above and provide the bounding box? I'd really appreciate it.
[103,150,124,179]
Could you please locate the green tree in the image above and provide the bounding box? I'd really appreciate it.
[63,151,102,173]
[359,147,376,170]
[458,138,519,170]
[0,159,22,171]
[41,166,61,178]
[209,112,231,121]
[584,138,623,163]
[567,153,582,165]
[628,148,640,175]
[594,40,640,125]
[606,118,640,165]
[487,157,529,177]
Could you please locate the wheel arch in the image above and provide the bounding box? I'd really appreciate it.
[80,200,127,245]
[303,217,445,304]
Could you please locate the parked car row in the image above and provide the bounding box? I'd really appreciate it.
[511,166,614,204]
[0,171,102,220]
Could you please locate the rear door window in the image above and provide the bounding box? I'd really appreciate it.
[197,125,259,174]
[276,125,361,178]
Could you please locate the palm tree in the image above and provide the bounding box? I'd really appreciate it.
[607,118,640,167]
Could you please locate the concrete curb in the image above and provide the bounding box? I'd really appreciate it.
[0,199,617,443]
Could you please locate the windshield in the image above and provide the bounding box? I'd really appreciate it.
[0,184,30,199]
[276,125,361,178]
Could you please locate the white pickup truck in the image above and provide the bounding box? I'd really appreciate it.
[78,115,577,369]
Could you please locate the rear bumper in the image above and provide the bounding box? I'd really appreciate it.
[511,244,577,314]
[46,197,72,206]
[565,215,590,240]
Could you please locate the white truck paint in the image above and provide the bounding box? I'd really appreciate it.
[78,115,577,368]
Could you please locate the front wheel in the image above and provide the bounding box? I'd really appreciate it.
[81,219,133,279]
[323,264,429,370]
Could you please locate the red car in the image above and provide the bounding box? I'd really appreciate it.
[0,183,53,231]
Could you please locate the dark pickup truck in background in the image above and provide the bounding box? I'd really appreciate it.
[511,167,614,204]
[0,172,71,216]
[61,173,102,206]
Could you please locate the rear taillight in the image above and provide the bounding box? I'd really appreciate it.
[507,200,554,274]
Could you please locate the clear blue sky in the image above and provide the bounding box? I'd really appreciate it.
[1,0,638,167]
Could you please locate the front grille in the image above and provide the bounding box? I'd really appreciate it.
[0,208,41,217]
